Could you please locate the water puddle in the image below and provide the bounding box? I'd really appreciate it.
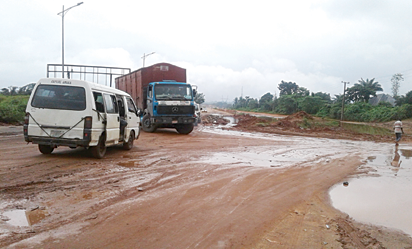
[2,208,48,227]
[330,145,412,236]
[198,145,337,168]
[2,210,29,227]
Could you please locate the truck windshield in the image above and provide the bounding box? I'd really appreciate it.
[31,85,86,110]
[154,84,192,101]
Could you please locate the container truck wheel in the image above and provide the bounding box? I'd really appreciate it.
[123,131,135,150]
[142,114,157,133]
[176,124,194,134]
[38,144,54,154]
[90,135,106,159]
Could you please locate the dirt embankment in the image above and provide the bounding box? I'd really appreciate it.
[213,110,412,143]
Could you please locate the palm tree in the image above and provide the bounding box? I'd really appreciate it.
[347,78,383,103]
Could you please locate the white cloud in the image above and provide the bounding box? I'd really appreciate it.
[1,0,412,100]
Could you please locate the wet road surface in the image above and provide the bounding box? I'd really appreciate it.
[1,117,412,248]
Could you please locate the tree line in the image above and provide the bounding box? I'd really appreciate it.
[1,83,35,96]
[233,77,412,122]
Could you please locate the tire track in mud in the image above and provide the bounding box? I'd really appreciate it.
[0,145,202,247]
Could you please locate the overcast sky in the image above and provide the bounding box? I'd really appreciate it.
[1,0,412,102]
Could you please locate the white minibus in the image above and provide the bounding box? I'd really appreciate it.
[24,78,140,158]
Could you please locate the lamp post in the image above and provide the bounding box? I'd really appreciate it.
[58,2,84,78]
[341,81,350,124]
[142,52,155,67]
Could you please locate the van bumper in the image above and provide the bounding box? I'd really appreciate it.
[25,136,91,148]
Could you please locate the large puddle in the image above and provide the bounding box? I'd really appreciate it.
[330,144,412,236]
[202,121,412,237]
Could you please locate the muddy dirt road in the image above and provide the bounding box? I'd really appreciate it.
[1,110,412,248]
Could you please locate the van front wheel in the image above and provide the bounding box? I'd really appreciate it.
[90,135,106,159]
[38,144,54,154]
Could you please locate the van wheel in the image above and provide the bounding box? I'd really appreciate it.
[90,135,106,159]
[38,144,54,154]
[176,124,194,134]
[142,114,157,133]
[123,131,135,150]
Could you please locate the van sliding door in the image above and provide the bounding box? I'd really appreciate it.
[103,94,120,144]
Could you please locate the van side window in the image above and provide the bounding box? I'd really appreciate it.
[93,92,105,112]
[103,94,118,114]
[126,97,137,113]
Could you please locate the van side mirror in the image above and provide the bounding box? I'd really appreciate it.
[136,109,142,117]
[193,89,197,97]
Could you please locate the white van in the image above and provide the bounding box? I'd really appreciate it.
[24,78,141,158]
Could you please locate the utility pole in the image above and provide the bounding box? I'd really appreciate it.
[341,81,350,125]
[57,2,84,78]
[142,52,155,67]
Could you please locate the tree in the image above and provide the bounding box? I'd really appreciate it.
[1,86,18,96]
[391,73,403,98]
[295,87,310,97]
[18,83,35,95]
[247,98,259,109]
[278,81,299,96]
[194,92,205,104]
[312,92,331,103]
[298,96,326,114]
[275,95,298,114]
[346,78,383,103]
[259,92,274,111]
[396,90,412,106]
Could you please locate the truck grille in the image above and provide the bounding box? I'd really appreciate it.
[157,105,194,115]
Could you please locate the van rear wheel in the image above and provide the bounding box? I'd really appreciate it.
[90,135,106,159]
[123,131,135,150]
[38,144,54,154]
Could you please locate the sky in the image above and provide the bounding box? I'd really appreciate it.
[1,0,412,102]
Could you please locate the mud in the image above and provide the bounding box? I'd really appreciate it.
[0,109,412,248]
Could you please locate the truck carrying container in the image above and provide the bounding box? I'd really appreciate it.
[115,63,197,134]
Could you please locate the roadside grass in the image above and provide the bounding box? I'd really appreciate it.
[342,122,393,136]
[0,95,29,124]
[299,118,392,136]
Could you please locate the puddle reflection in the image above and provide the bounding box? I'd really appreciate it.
[2,210,29,227]
[2,208,48,227]
[330,145,412,236]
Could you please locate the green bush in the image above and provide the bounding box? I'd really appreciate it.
[339,103,412,122]
[0,95,29,123]
[393,104,412,120]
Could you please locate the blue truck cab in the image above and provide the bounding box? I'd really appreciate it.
[142,81,197,134]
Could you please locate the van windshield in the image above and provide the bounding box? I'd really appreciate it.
[31,85,86,110]
[154,84,192,101]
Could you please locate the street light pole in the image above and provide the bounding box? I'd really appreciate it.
[58,2,84,78]
[341,81,350,124]
[142,52,155,67]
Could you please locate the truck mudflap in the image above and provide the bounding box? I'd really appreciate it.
[152,116,196,125]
